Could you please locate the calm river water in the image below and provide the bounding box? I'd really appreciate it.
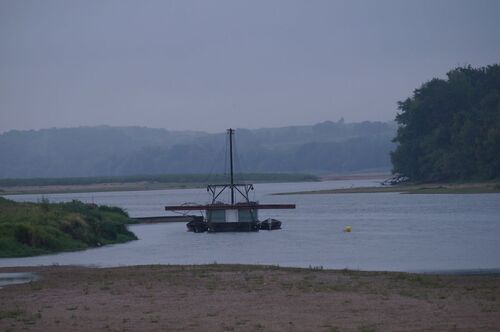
[1,179,500,272]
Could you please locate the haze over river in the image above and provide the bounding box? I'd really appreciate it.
[2,180,500,272]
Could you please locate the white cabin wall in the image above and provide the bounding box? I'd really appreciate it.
[225,209,238,223]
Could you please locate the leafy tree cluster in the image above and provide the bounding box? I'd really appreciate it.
[391,64,500,182]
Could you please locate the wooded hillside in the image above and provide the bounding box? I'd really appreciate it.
[0,121,395,178]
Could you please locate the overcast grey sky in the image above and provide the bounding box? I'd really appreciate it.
[1,0,499,133]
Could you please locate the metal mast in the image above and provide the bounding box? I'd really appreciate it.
[228,128,235,204]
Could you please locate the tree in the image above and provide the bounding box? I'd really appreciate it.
[391,64,500,182]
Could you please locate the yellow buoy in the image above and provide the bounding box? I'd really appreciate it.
[344,226,352,232]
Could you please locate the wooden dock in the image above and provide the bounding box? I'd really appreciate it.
[133,215,201,224]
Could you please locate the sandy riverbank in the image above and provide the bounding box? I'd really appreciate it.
[0,173,389,196]
[274,182,500,195]
[0,182,205,195]
[0,264,498,331]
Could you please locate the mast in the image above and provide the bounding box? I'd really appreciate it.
[165,127,297,217]
[228,128,235,204]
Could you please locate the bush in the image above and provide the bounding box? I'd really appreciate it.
[59,214,91,242]
[0,198,136,257]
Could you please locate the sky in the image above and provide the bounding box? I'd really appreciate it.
[1,0,499,133]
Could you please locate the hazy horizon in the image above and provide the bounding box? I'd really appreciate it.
[1,0,499,133]
[0,118,393,135]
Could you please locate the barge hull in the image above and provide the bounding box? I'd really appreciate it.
[207,222,259,232]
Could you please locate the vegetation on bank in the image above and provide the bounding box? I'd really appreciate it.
[0,197,137,258]
[391,64,500,182]
[0,173,318,188]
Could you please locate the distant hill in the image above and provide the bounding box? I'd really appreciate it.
[0,121,396,178]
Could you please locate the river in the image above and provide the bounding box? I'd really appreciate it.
[1,179,499,272]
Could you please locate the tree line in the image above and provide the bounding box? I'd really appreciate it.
[391,64,500,182]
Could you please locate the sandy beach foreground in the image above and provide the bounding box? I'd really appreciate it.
[0,265,499,331]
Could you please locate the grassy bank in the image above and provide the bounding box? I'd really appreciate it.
[0,198,137,257]
[274,182,500,195]
[0,264,499,331]
[0,173,318,195]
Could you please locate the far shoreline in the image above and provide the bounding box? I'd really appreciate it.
[0,172,389,196]
[273,181,500,195]
[0,181,208,196]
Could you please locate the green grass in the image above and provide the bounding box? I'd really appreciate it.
[0,308,26,320]
[0,197,137,257]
